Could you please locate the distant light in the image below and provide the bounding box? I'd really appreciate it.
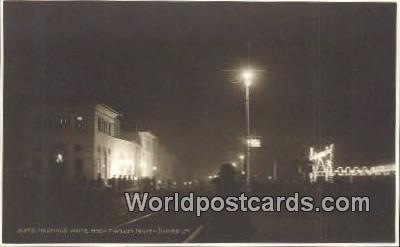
[241,171,245,175]
[76,116,83,121]
[268,176,272,180]
[239,154,245,160]
[152,166,158,171]
[188,181,192,185]
[208,176,213,179]
[232,162,237,167]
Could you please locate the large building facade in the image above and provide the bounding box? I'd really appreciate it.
[25,103,157,184]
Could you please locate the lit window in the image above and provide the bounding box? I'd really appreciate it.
[58,116,69,128]
[76,116,84,129]
[55,153,63,163]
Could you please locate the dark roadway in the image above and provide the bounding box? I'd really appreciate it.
[3,177,395,243]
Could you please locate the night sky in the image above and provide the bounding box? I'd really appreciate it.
[4,2,396,179]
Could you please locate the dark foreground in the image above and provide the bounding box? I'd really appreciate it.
[3,177,395,243]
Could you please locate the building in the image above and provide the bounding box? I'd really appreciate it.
[24,102,157,184]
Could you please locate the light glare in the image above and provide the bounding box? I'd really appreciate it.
[242,71,253,80]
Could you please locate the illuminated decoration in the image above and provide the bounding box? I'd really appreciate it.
[248,137,261,148]
[333,164,395,176]
[308,143,395,183]
[309,144,335,182]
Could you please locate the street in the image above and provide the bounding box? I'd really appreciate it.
[3,176,395,243]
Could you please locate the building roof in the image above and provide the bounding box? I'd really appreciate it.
[95,103,123,118]
[115,131,141,145]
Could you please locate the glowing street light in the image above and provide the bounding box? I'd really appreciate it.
[243,69,253,188]
[242,70,253,87]
[238,154,245,174]
[223,60,265,188]
[242,70,253,80]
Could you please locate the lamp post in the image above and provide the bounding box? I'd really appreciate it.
[239,154,245,174]
[242,71,253,188]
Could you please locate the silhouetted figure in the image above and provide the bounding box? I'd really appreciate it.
[213,163,241,195]
[110,175,117,191]
[96,173,104,188]
[205,163,254,242]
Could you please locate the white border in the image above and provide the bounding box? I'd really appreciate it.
[0,0,398,246]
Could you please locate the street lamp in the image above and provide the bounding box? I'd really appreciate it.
[242,70,253,86]
[239,154,245,174]
[242,70,253,188]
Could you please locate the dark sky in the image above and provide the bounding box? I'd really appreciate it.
[4,2,396,179]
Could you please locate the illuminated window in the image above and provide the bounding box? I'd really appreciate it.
[58,116,69,127]
[55,153,63,163]
[75,116,84,129]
